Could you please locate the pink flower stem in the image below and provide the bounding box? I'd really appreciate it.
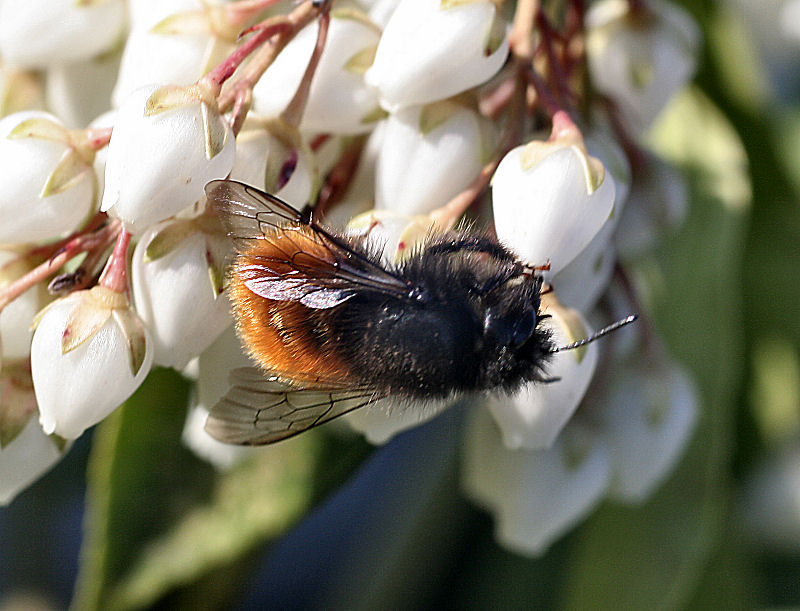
[202,20,293,92]
[217,0,321,114]
[0,219,120,311]
[280,2,331,127]
[98,227,131,295]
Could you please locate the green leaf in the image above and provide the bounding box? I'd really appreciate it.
[71,368,368,611]
[560,88,750,610]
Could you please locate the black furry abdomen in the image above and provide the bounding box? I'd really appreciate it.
[336,294,483,399]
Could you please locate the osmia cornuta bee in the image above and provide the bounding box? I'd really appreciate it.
[203,179,635,445]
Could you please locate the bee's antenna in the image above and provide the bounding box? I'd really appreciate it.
[549,315,638,354]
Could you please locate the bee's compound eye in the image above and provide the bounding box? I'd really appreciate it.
[484,308,537,348]
[511,309,537,347]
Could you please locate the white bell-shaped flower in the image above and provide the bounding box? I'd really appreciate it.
[0,0,126,69]
[586,0,701,133]
[601,361,698,503]
[112,0,237,108]
[552,133,630,311]
[132,217,233,369]
[0,111,96,245]
[30,286,154,439]
[252,10,383,135]
[230,117,316,208]
[347,208,437,265]
[0,416,70,506]
[101,84,236,234]
[182,326,258,469]
[365,0,509,111]
[0,251,47,361]
[375,101,492,215]
[462,409,611,556]
[492,114,616,277]
[487,298,599,450]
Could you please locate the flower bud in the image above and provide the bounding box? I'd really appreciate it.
[486,298,599,449]
[0,0,126,70]
[601,361,697,503]
[462,409,611,556]
[0,111,96,245]
[30,286,154,439]
[492,114,616,276]
[132,217,233,369]
[586,0,700,133]
[101,84,236,234]
[375,101,492,215]
[252,9,383,135]
[365,0,509,111]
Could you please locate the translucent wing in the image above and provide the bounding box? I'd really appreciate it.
[205,179,413,302]
[205,367,383,445]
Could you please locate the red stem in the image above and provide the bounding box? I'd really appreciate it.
[98,229,131,294]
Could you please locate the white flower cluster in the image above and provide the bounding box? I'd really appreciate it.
[0,0,700,555]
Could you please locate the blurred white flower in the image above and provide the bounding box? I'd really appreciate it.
[0,416,70,506]
[132,217,232,369]
[492,114,616,277]
[463,409,611,556]
[486,300,599,450]
[375,101,492,215]
[101,84,236,233]
[0,0,126,70]
[45,50,121,129]
[182,326,258,469]
[0,251,47,361]
[0,111,96,245]
[601,360,698,503]
[31,286,153,439]
[740,445,800,552]
[0,63,43,118]
[365,0,509,111]
[586,0,700,133]
[615,152,688,258]
[252,9,383,135]
[112,0,238,108]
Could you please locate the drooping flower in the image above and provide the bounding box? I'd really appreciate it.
[365,0,509,111]
[101,83,236,233]
[30,285,153,439]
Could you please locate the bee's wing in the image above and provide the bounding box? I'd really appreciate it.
[205,179,412,302]
[204,367,382,445]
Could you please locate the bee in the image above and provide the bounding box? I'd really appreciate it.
[203,179,636,445]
